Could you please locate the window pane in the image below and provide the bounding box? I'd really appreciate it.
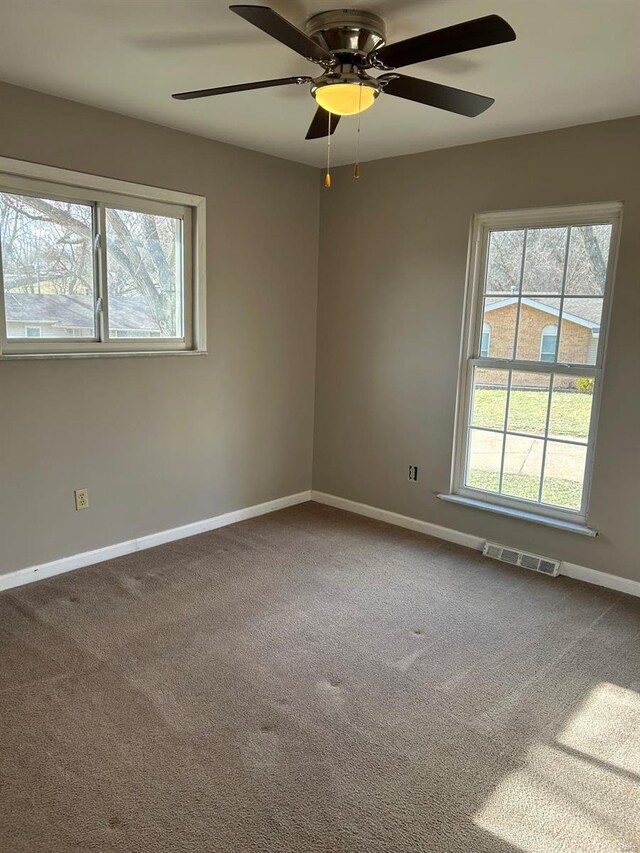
[470,369,509,430]
[548,376,594,442]
[105,208,183,339]
[522,227,568,294]
[565,224,612,295]
[485,229,524,295]
[466,428,503,493]
[540,325,558,362]
[515,298,561,361]
[542,441,587,510]
[557,298,602,365]
[483,298,516,358]
[502,434,544,501]
[507,372,551,436]
[0,191,95,339]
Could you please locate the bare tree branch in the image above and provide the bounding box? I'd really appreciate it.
[579,225,607,294]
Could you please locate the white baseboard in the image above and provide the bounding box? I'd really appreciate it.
[3,488,638,600]
[560,561,640,598]
[310,490,640,599]
[0,490,311,594]
[310,490,485,550]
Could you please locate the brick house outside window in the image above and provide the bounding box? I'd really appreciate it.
[479,296,599,389]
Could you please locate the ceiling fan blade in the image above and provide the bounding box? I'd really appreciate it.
[305,107,340,140]
[172,76,311,100]
[371,15,515,70]
[230,5,332,63]
[380,74,494,117]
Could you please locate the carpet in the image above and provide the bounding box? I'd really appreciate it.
[1,502,638,852]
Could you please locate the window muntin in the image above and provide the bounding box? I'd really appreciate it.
[453,204,621,524]
[0,162,204,357]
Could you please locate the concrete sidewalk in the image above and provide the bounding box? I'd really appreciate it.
[470,430,587,481]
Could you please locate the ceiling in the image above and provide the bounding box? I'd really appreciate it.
[1,0,639,167]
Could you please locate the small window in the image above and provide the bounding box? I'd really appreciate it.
[450,203,622,525]
[0,157,205,357]
[540,325,557,362]
[480,323,491,358]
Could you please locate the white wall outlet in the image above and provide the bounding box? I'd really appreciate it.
[408,465,418,482]
[74,488,89,511]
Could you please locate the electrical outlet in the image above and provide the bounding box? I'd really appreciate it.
[74,488,89,511]
[408,465,418,482]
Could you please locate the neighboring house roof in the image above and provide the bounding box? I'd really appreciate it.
[484,296,600,330]
[4,293,161,332]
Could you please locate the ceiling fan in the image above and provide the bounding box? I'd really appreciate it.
[172,6,516,140]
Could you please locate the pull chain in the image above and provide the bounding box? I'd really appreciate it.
[324,110,332,188]
[353,83,362,179]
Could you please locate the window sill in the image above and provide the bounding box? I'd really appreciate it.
[437,493,598,537]
[0,350,207,360]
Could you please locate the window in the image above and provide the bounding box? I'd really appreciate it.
[540,325,557,362]
[480,322,491,358]
[0,157,206,357]
[447,203,622,529]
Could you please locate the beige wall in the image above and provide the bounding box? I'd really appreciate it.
[1,84,637,587]
[0,82,320,574]
[313,116,640,582]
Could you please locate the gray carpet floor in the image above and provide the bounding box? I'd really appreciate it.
[1,501,638,852]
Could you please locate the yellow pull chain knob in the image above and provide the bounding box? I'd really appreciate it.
[324,172,332,188]
[353,163,360,179]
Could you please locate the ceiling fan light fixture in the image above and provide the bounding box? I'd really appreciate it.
[313,81,377,116]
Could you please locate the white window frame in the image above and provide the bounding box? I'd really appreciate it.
[443,202,623,532]
[0,156,206,358]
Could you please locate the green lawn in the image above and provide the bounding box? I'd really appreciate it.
[472,388,592,439]
[469,386,591,510]
[468,470,582,510]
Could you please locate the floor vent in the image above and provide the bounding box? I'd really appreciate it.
[483,542,560,577]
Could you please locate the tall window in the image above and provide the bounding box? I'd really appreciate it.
[448,203,622,528]
[480,322,491,358]
[0,157,206,357]
[540,325,557,362]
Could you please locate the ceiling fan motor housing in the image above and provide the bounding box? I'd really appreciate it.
[304,9,387,60]
[305,9,386,114]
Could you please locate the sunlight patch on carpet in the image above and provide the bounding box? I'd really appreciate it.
[473,683,640,853]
